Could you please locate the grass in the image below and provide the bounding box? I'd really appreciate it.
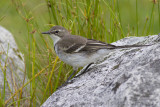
[0,0,159,106]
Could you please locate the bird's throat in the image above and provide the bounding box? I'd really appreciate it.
[50,34,61,45]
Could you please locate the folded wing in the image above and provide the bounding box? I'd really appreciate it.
[64,38,117,53]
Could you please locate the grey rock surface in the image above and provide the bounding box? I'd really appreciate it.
[0,26,26,98]
[42,34,160,107]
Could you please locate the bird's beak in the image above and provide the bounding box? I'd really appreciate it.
[41,31,50,34]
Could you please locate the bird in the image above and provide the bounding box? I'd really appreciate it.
[42,25,149,86]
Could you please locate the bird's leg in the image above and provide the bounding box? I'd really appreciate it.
[58,63,93,89]
[66,67,78,83]
[75,63,94,78]
[59,67,78,88]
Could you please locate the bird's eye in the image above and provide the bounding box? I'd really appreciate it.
[55,30,59,33]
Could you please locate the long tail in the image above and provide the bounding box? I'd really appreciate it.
[86,39,152,50]
[114,44,151,49]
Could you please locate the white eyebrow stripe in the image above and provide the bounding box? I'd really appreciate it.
[53,29,63,32]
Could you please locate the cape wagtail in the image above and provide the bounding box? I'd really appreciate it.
[42,25,149,86]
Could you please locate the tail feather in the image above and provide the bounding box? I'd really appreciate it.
[114,44,151,49]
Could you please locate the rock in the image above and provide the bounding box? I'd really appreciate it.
[41,34,160,107]
[0,26,26,99]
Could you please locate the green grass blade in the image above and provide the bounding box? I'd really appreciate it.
[41,57,59,104]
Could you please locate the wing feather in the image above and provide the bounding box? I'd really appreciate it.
[56,35,87,53]
[57,37,117,53]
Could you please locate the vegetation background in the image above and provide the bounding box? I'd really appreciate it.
[0,0,159,106]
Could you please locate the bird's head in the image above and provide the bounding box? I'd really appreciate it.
[42,25,70,38]
[42,25,70,45]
